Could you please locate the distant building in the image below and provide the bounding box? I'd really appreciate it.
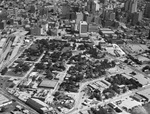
[125,0,137,13]
[70,12,76,20]
[88,23,99,33]
[100,0,107,4]
[102,20,115,27]
[61,3,70,17]
[30,25,42,36]
[104,9,116,21]
[109,12,116,21]
[38,79,58,89]
[86,14,94,24]
[76,12,83,24]
[132,11,143,25]
[29,5,36,13]
[79,21,88,36]
[132,12,139,25]
[144,3,150,18]
[138,11,143,21]
[94,15,101,24]
[99,28,115,36]
[0,10,8,21]
[87,0,99,13]
[0,20,6,29]
[148,30,150,39]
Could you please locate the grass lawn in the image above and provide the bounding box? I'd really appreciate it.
[5,69,25,77]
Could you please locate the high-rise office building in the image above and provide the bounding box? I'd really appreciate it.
[0,20,6,29]
[132,11,143,25]
[94,15,101,24]
[144,3,150,18]
[104,10,115,21]
[30,25,42,36]
[125,0,137,13]
[148,30,150,39]
[76,12,83,24]
[88,23,99,33]
[79,21,88,36]
[132,12,139,25]
[109,12,116,21]
[86,14,94,24]
[138,11,143,21]
[61,3,70,16]
[87,0,99,13]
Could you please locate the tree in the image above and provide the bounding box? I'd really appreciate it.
[1,67,8,75]
[0,107,6,112]
[22,64,30,72]
[46,70,53,80]
[35,63,45,70]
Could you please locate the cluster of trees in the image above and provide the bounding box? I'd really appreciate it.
[142,65,150,72]
[77,43,91,50]
[13,62,30,74]
[52,62,65,71]
[34,62,57,80]
[67,62,106,82]
[90,106,116,114]
[84,47,100,58]
[89,89,102,101]
[25,42,44,57]
[103,88,116,99]
[59,51,72,61]
[106,74,142,90]
[68,54,85,64]
[48,40,70,51]
[1,67,8,75]
[59,81,79,92]
[53,91,74,109]
[67,58,116,83]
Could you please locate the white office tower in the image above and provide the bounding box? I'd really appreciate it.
[79,21,88,37]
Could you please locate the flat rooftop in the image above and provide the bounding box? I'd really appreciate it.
[116,96,142,110]
[101,31,115,34]
[39,79,58,88]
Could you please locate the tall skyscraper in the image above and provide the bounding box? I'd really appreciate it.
[144,3,150,18]
[125,0,137,13]
[131,0,138,13]
[79,21,88,36]
[76,12,83,24]
[61,3,70,16]
[87,0,99,13]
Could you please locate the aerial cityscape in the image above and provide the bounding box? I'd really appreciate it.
[0,0,150,114]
